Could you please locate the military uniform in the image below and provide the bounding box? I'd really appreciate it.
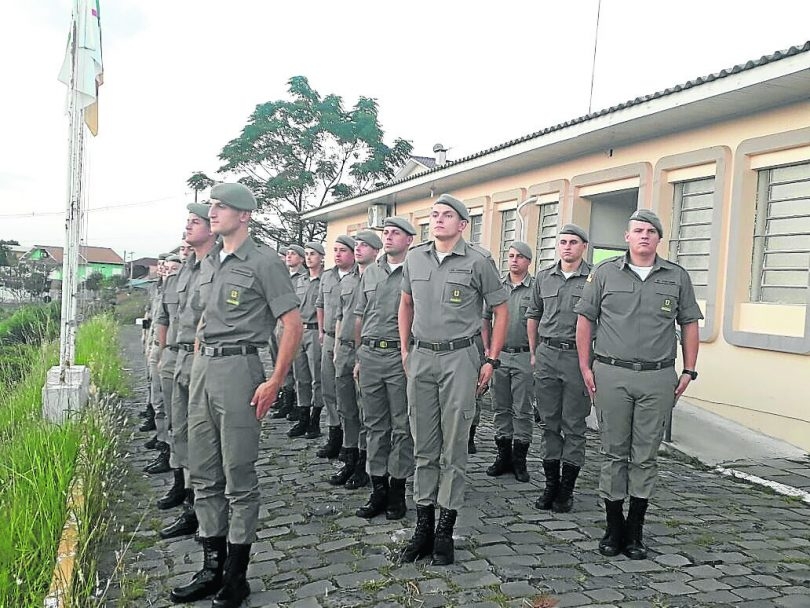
[527,257,591,511]
[156,270,181,440]
[484,271,535,480]
[144,279,165,433]
[316,266,346,437]
[289,267,323,437]
[189,238,299,545]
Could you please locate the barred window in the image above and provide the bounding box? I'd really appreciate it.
[499,209,517,272]
[669,177,714,300]
[751,162,810,304]
[534,202,559,270]
[420,223,430,243]
[469,215,483,245]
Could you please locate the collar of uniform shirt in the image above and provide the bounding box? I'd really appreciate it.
[217,237,254,262]
[551,259,590,277]
[428,237,468,258]
[503,271,531,288]
[617,251,664,272]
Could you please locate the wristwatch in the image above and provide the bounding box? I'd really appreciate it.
[484,357,501,369]
[682,369,698,380]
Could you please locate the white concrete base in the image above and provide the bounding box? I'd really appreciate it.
[42,365,91,424]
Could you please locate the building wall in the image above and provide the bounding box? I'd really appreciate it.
[322,100,810,450]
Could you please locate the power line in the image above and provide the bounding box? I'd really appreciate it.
[587,0,602,115]
[0,194,180,219]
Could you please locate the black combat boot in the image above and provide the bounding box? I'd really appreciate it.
[598,499,625,557]
[139,412,157,432]
[486,436,513,477]
[386,477,407,520]
[398,504,434,563]
[623,497,649,560]
[316,426,342,458]
[305,406,322,439]
[356,475,388,518]
[139,402,155,419]
[144,442,171,474]
[328,447,357,485]
[286,389,300,421]
[270,387,291,419]
[512,440,530,482]
[144,434,160,449]
[157,468,186,510]
[552,462,581,513]
[287,407,310,437]
[211,543,251,608]
[535,459,560,510]
[467,425,477,454]
[431,507,458,565]
[345,449,370,489]
[160,490,199,539]
[169,535,226,603]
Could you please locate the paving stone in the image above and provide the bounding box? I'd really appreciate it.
[654,553,692,567]
[451,571,501,588]
[581,563,622,577]
[734,587,781,600]
[555,592,592,607]
[615,559,665,573]
[500,581,540,598]
[776,595,810,607]
[683,564,723,578]
[247,589,289,604]
[296,580,336,598]
[584,588,625,602]
[476,543,516,557]
[316,537,358,553]
[688,578,731,592]
[648,580,698,595]
[288,598,322,608]
[749,574,791,587]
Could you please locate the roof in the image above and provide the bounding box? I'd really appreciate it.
[28,245,125,265]
[410,156,437,169]
[305,40,810,221]
[131,257,158,266]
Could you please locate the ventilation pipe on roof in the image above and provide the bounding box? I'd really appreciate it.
[433,143,448,166]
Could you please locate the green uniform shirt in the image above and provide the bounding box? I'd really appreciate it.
[526,260,592,340]
[317,265,355,334]
[335,266,361,343]
[175,252,205,345]
[402,239,509,341]
[197,239,299,346]
[484,272,534,347]
[296,272,320,324]
[156,271,181,346]
[574,253,703,362]
[354,254,404,340]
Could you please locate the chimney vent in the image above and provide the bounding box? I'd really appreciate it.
[432,143,448,166]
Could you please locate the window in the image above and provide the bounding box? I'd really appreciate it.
[751,162,810,304]
[499,209,517,272]
[420,223,430,243]
[534,202,559,269]
[469,215,483,245]
[669,177,714,300]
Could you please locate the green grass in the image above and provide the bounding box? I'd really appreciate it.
[0,312,129,607]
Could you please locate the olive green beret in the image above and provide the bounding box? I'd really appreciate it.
[304,241,325,255]
[383,216,416,235]
[628,209,664,237]
[509,241,533,261]
[210,182,257,211]
[354,230,383,250]
[335,235,356,251]
[287,244,305,257]
[186,202,211,219]
[559,223,589,243]
[165,254,182,263]
[157,253,169,260]
[434,193,470,221]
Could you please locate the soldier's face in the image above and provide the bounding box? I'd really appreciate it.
[383,227,412,255]
[625,221,660,255]
[208,201,246,236]
[354,241,378,265]
[430,204,467,240]
[185,213,212,247]
[557,235,587,264]
[165,261,181,274]
[286,251,304,268]
[304,249,323,269]
[179,243,192,260]
[333,244,354,269]
[507,249,531,275]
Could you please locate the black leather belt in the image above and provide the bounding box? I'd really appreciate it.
[595,354,674,371]
[325,330,336,338]
[414,337,474,352]
[338,338,355,348]
[200,344,258,357]
[503,345,531,353]
[362,337,400,349]
[303,322,318,330]
[175,343,194,352]
[543,337,577,351]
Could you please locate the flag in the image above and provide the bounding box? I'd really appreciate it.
[58,0,104,136]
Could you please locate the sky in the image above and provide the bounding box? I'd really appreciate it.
[2,0,810,261]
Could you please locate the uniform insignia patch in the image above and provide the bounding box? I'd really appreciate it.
[227,289,240,306]
[661,298,672,312]
[449,288,462,304]
[586,273,594,283]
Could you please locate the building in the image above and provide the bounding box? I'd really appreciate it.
[304,41,810,451]
[127,257,159,280]
[22,245,125,281]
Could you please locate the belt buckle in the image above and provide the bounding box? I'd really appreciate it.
[203,346,215,357]
[379,340,388,349]
[560,342,570,350]
[632,362,642,371]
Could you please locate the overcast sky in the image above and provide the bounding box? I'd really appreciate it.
[2,0,810,260]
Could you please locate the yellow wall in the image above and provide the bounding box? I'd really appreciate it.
[322,101,810,450]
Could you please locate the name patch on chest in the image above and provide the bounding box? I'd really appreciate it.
[449,288,462,304]
[661,298,672,313]
[227,289,240,306]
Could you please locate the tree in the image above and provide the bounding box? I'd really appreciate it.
[82,271,103,292]
[187,172,216,203]
[208,76,413,247]
[0,240,20,267]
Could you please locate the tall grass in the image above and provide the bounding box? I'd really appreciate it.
[0,313,129,607]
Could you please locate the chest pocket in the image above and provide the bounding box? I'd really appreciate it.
[444,270,473,306]
[225,268,254,307]
[518,294,532,316]
[604,281,634,310]
[195,269,215,309]
[654,282,679,318]
[408,267,431,304]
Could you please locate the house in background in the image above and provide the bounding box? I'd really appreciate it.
[22,245,125,281]
[304,41,810,451]
[127,257,159,280]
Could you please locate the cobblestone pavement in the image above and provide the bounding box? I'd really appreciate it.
[111,327,810,608]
